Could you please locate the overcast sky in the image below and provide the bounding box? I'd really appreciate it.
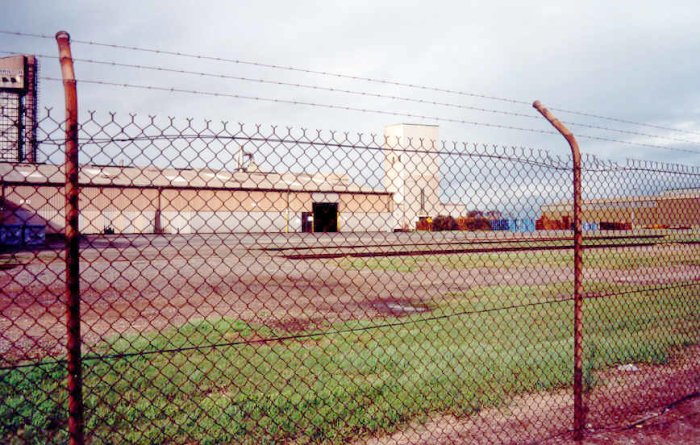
[3,0,700,167]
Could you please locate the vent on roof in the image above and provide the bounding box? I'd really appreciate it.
[165,174,187,183]
[17,168,44,179]
[84,168,101,176]
[203,171,231,181]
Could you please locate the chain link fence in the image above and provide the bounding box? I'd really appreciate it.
[1,104,698,444]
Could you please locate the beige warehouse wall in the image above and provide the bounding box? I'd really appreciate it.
[2,184,393,234]
[340,194,392,213]
[81,187,159,212]
[657,197,700,227]
[542,196,700,227]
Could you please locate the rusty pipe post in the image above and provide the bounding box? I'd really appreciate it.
[56,30,84,445]
[533,100,584,441]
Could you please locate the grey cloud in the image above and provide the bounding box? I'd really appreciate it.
[2,0,700,167]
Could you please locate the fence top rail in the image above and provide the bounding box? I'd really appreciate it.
[4,107,700,177]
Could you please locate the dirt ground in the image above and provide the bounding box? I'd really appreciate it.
[0,232,576,361]
[357,346,700,445]
[547,395,700,444]
[2,232,698,363]
[580,396,699,444]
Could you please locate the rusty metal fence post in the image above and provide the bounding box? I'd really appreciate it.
[56,30,84,445]
[533,100,585,441]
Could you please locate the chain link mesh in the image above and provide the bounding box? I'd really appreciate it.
[1,107,699,444]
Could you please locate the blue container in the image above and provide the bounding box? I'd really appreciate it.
[0,224,23,246]
[516,218,536,233]
[582,222,599,232]
[24,225,46,245]
[490,219,509,231]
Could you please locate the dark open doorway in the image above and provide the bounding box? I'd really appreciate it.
[301,212,313,233]
[312,202,338,232]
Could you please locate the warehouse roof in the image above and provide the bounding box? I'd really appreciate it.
[0,162,390,195]
[541,188,700,212]
[661,188,700,198]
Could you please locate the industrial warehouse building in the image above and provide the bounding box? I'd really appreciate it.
[1,55,458,239]
[540,188,700,229]
[0,161,397,235]
[1,96,465,238]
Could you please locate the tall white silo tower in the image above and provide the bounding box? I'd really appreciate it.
[383,123,443,230]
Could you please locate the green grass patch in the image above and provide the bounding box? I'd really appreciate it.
[2,284,698,444]
[341,243,700,272]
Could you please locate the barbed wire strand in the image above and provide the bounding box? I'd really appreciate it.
[39,76,700,156]
[0,30,529,106]
[7,50,700,149]
[561,121,700,146]
[4,29,700,139]
[551,106,700,138]
[0,50,540,121]
[39,75,558,136]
